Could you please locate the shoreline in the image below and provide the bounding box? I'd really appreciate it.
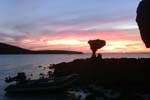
[50,57,150,99]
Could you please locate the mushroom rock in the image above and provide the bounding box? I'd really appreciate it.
[88,39,106,58]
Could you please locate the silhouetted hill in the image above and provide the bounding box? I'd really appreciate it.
[0,43,83,54]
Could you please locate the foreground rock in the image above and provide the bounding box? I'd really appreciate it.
[51,57,150,99]
[52,57,150,88]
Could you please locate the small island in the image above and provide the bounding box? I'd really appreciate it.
[0,43,83,54]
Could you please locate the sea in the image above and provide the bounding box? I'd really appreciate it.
[0,53,150,100]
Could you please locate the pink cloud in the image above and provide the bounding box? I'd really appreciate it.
[12,28,148,53]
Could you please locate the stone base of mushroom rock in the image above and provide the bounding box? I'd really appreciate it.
[52,57,150,89]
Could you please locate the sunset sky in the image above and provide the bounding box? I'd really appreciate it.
[0,0,149,53]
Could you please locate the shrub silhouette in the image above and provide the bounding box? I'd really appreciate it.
[136,0,150,48]
[88,39,106,58]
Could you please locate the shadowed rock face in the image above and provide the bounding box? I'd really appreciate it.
[88,39,106,58]
[136,0,150,48]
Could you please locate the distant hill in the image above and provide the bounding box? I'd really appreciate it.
[0,43,83,54]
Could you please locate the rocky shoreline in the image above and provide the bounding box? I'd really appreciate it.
[50,56,150,99]
[52,57,150,85]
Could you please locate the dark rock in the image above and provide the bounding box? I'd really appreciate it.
[136,0,150,48]
[53,57,150,88]
[88,39,106,58]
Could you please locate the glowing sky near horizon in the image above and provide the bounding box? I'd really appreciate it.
[0,0,149,53]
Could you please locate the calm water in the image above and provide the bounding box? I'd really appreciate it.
[0,53,150,100]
